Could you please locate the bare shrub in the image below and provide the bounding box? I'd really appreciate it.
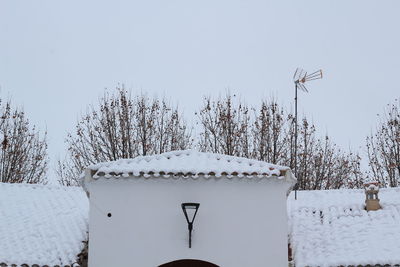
[197,94,250,157]
[367,99,400,187]
[58,86,192,186]
[197,93,363,190]
[0,99,48,184]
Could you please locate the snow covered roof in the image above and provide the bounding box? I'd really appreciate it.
[288,187,400,267]
[0,182,89,267]
[86,150,293,181]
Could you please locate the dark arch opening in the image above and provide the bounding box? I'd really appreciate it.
[159,259,219,267]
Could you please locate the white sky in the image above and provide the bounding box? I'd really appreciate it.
[1,0,399,175]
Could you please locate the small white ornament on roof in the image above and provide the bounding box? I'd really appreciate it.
[85,150,294,182]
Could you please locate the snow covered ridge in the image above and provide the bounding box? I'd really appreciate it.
[287,187,400,267]
[0,182,89,267]
[86,150,294,180]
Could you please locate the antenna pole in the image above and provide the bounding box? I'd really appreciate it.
[292,68,322,200]
[294,82,298,200]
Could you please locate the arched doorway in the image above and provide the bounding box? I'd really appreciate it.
[159,259,219,267]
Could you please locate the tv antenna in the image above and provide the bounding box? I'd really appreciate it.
[293,68,323,199]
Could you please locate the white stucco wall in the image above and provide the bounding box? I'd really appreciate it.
[87,177,291,267]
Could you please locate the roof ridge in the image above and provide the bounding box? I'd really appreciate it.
[89,149,288,169]
[85,150,294,182]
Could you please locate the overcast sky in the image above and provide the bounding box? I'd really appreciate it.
[1,0,399,176]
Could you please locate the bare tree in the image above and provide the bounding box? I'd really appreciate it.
[0,99,48,184]
[366,99,400,187]
[62,88,364,189]
[289,118,363,190]
[251,100,288,165]
[58,87,192,186]
[303,124,362,189]
[197,93,363,190]
[197,95,250,157]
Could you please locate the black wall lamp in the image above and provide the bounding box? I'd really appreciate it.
[181,203,200,248]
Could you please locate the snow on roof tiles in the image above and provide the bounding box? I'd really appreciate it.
[0,182,89,267]
[87,150,293,181]
[288,187,400,267]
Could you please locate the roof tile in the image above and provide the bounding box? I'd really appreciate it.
[87,150,292,181]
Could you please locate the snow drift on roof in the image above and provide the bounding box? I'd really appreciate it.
[87,150,293,180]
[287,187,400,267]
[0,182,89,266]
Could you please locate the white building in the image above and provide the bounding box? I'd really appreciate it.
[84,150,295,267]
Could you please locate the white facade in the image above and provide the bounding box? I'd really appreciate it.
[85,150,294,267]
